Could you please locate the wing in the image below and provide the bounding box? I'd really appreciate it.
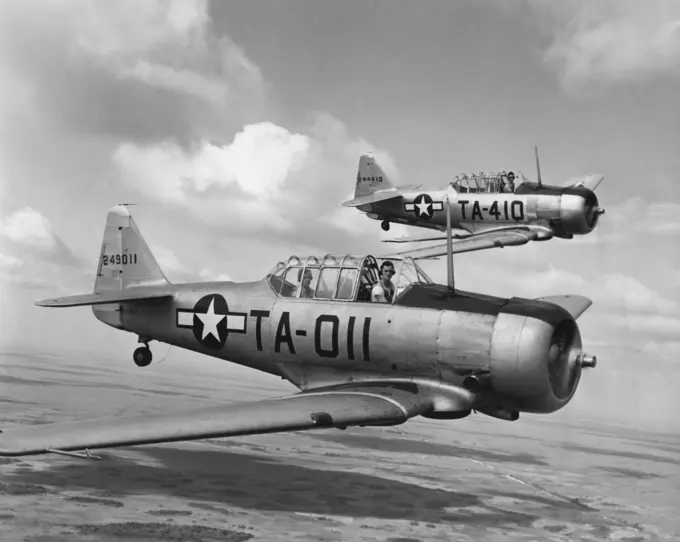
[36,285,176,307]
[0,386,432,457]
[536,295,592,319]
[385,227,554,259]
[383,234,456,244]
[563,174,605,192]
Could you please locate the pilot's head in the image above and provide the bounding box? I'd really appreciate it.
[379,261,395,281]
[507,171,515,183]
[298,268,313,285]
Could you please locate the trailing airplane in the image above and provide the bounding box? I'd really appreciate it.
[342,149,605,258]
[0,204,597,459]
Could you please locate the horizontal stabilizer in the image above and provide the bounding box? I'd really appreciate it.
[0,386,431,456]
[536,295,592,320]
[36,286,175,308]
[342,190,403,207]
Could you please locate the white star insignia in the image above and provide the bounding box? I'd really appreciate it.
[415,197,432,217]
[196,298,225,341]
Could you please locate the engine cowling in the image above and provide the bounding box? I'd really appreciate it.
[488,308,588,413]
[559,190,603,235]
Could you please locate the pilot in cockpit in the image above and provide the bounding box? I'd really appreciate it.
[505,171,516,193]
[371,261,396,303]
[293,268,315,298]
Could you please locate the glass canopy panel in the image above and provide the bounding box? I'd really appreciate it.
[451,172,521,194]
[321,254,340,266]
[266,254,431,302]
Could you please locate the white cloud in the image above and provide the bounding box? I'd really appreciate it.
[0,0,265,140]
[151,246,234,283]
[199,268,233,282]
[0,253,23,269]
[584,198,680,243]
[117,60,228,105]
[76,0,208,58]
[610,315,680,336]
[635,203,680,235]
[0,207,84,278]
[533,1,680,92]
[75,0,264,105]
[114,122,310,202]
[0,207,57,250]
[602,273,678,315]
[113,122,310,232]
[153,246,184,276]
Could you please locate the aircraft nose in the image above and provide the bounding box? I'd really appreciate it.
[584,191,604,230]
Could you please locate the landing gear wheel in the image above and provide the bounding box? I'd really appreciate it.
[381,220,390,231]
[133,346,152,367]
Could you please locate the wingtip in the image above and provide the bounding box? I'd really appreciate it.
[536,294,593,320]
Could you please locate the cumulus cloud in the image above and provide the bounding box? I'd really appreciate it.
[532,1,680,93]
[152,245,233,283]
[0,0,265,141]
[0,208,88,292]
[115,122,310,202]
[76,0,208,58]
[602,273,678,315]
[153,246,186,277]
[0,207,81,268]
[199,268,233,282]
[611,314,680,337]
[635,203,680,235]
[114,122,310,231]
[581,198,680,245]
[0,207,56,250]
[77,0,264,105]
[113,108,399,246]
[454,255,679,348]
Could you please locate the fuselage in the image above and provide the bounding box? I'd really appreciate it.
[93,278,586,417]
[360,183,602,236]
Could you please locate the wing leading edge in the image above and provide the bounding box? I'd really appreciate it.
[385,227,554,259]
[0,386,432,457]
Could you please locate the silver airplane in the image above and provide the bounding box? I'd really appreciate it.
[0,205,597,459]
[342,149,605,258]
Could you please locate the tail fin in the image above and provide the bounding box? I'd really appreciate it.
[355,154,396,198]
[94,205,169,293]
[342,154,403,207]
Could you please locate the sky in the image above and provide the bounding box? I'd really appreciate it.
[1,0,679,432]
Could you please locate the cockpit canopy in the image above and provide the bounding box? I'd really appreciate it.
[266,254,433,304]
[450,171,528,194]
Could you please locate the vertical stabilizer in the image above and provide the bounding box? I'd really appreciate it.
[94,205,169,293]
[355,154,396,198]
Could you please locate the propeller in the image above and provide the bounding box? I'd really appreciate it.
[547,320,582,399]
[583,192,604,230]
